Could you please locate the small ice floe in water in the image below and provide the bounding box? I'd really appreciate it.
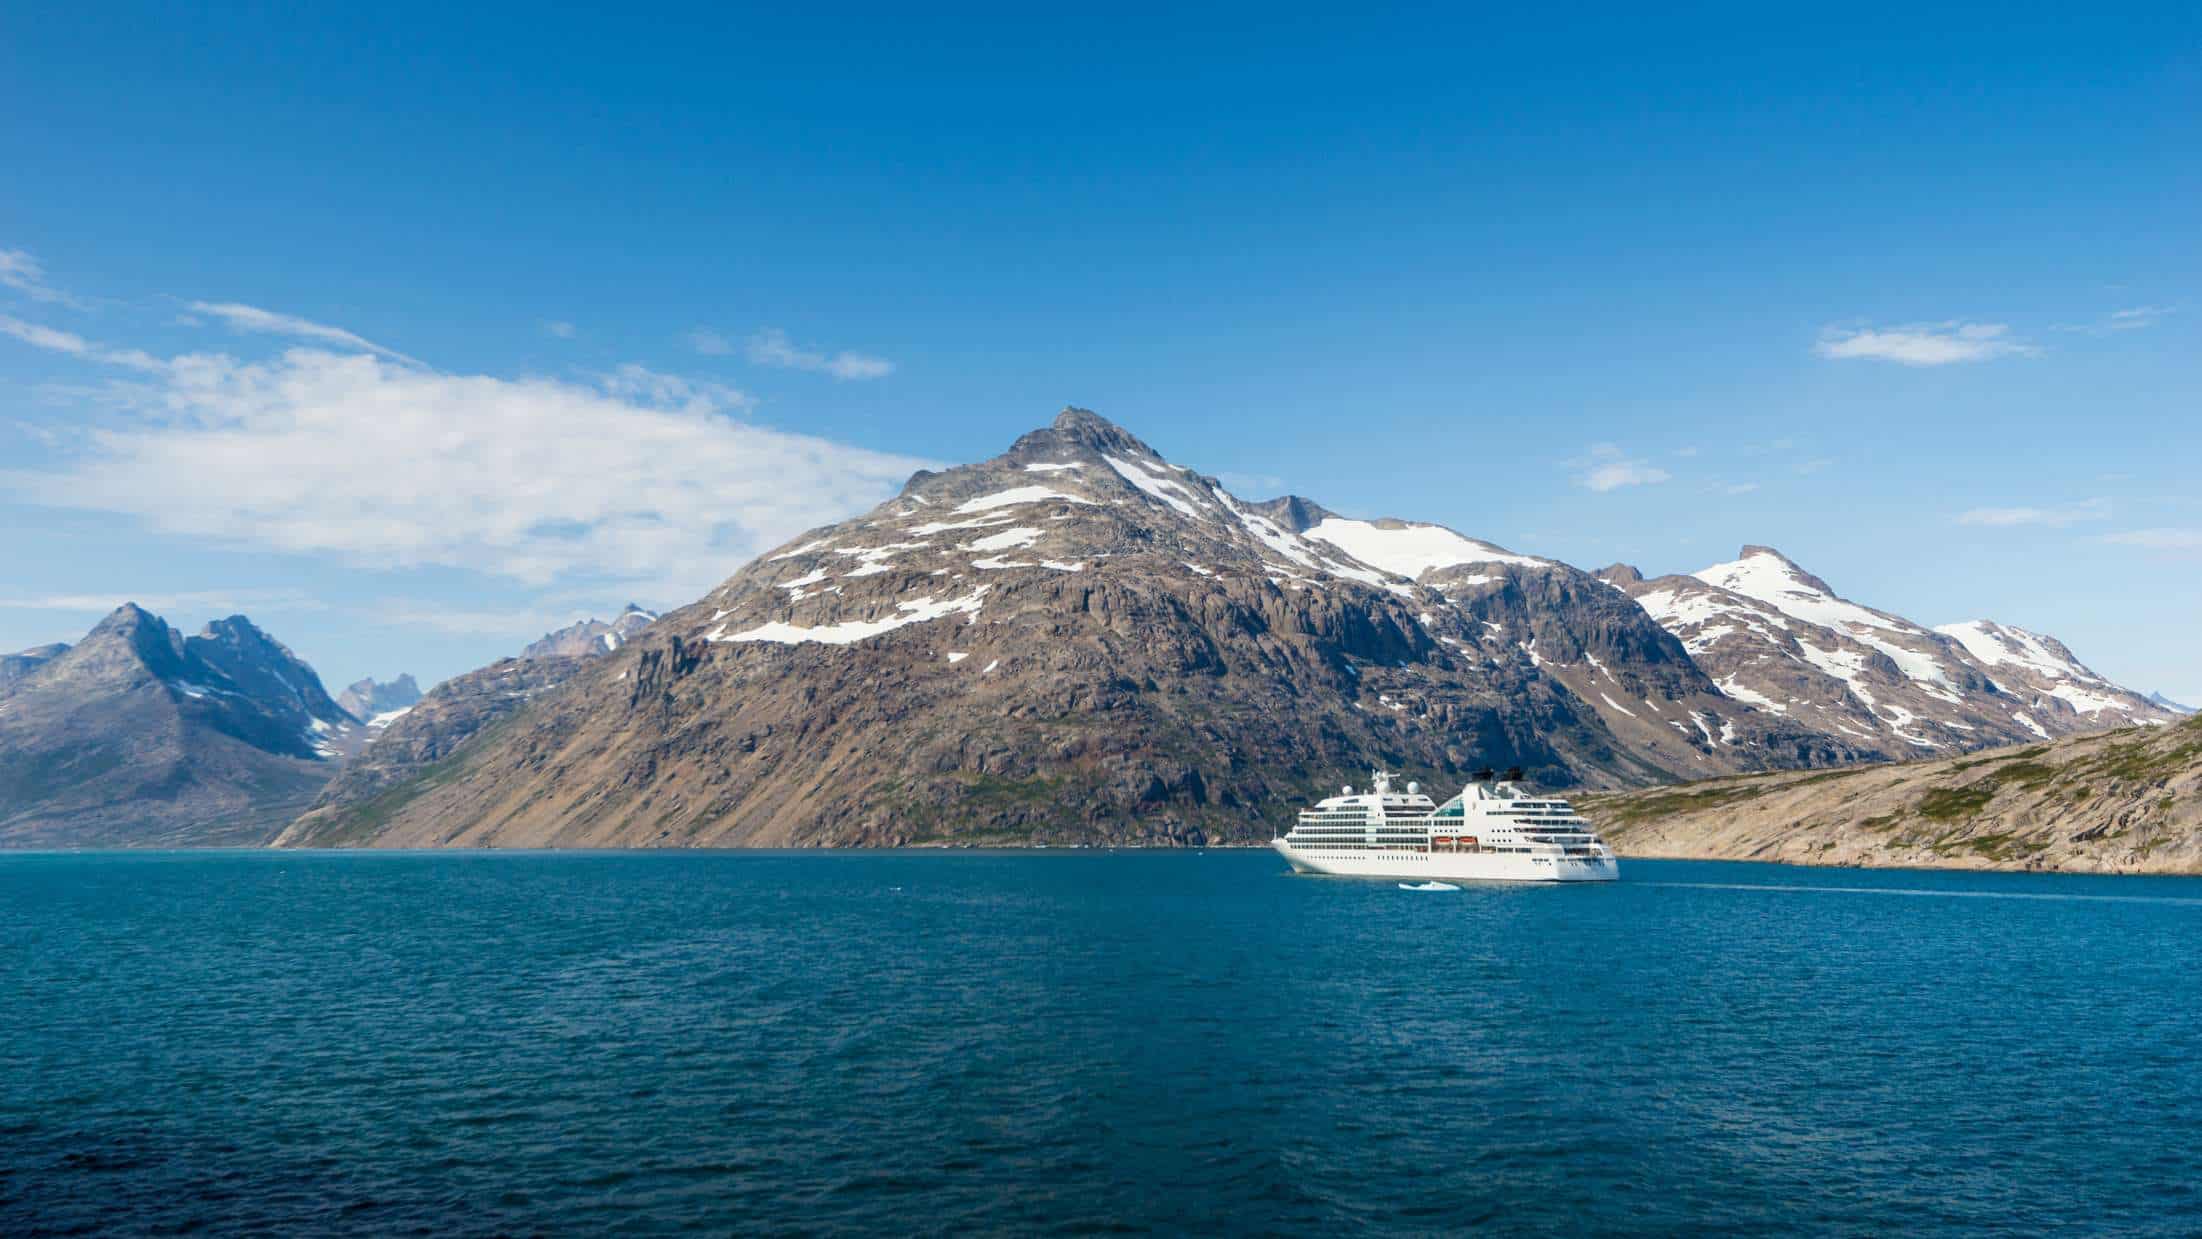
[1399,881,1461,892]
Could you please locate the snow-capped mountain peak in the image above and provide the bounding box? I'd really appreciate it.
[1934,619,2164,720]
[1695,546,1955,686]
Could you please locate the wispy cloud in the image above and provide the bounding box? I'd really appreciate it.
[370,600,585,638]
[2101,528,2202,552]
[1573,443,1670,492]
[685,327,733,356]
[0,314,165,372]
[543,320,578,339]
[1711,481,1760,496]
[746,327,895,381]
[1814,321,2033,366]
[1957,498,2110,528]
[0,309,935,598]
[187,301,423,366]
[2057,305,2175,335]
[0,589,328,616]
[0,248,87,308]
[2105,305,2172,330]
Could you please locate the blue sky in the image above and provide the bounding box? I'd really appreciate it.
[3,2,2198,699]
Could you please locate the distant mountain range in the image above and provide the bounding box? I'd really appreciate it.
[0,602,658,846]
[259,408,2179,851]
[2,410,2181,852]
[520,605,660,659]
[0,606,354,845]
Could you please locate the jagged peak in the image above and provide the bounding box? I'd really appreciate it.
[93,601,162,630]
[1052,405,1115,432]
[1248,495,1337,535]
[1009,405,1158,462]
[196,613,283,646]
[1597,563,1644,585]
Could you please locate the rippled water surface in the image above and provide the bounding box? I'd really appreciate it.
[3,851,2198,1235]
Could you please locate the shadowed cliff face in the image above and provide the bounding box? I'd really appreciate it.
[281,409,1882,850]
[0,606,352,846]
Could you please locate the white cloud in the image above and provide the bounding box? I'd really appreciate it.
[686,327,733,356]
[2105,305,2172,331]
[2101,528,2202,552]
[1,313,935,599]
[544,320,578,339]
[0,248,85,307]
[1814,321,2033,366]
[1712,481,1760,496]
[0,314,165,372]
[187,301,423,366]
[0,589,328,616]
[1574,443,1670,492]
[370,600,584,638]
[1957,498,2109,528]
[746,327,895,381]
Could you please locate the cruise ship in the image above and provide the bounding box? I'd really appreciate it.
[1272,771,1618,883]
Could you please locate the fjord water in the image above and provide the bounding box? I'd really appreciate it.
[2,853,2197,1235]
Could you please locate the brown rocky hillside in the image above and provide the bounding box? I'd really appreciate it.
[1579,713,2202,874]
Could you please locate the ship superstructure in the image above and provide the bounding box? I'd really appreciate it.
[1273,771,1618,883]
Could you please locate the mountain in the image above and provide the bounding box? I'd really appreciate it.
[0,606,355,846]
[520,605,660,659]
[336,673,422,724]
[1932,620,2172,728]
[1599,549,2175,758]
[280,409,1887,850]
[1,643,69,689]
[278,657,591,846]
[1579,712,2202,873]
[2148,692,2195,716]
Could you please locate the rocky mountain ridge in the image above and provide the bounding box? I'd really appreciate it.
[1598,548,2172,760]
[5,411,2174,852]
[336,673,422,725]
[520,605,660,659]
[282,409,2121,850]
[0,605,356,845]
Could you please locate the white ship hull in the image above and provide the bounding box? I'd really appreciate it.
[1272,839,1617,883]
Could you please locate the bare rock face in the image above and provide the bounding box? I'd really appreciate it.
[276,410,1883,850]
[520,605,659,659]
[0,643,68,689]
[1581,711,2202,874]
[0,606,352,846]
[279,657,590,846]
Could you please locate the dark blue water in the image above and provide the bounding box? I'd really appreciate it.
[2,852,2197,1236]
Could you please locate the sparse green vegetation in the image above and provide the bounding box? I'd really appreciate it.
[1939,832,2050,862]
[1915,782,1998,821]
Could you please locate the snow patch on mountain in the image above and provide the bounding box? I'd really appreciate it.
[707,588,990,646]
[1103,454,1209,520]
[952,486,1091,515]
[1304,518,1544,578]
